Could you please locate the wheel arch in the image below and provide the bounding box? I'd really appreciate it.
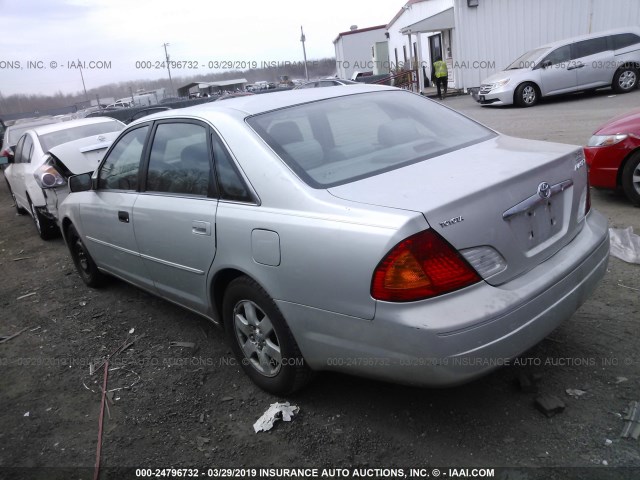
[210,268,274,328]
[513,81,541,105]
[617,147,640,186]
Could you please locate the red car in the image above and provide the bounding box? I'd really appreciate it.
[584,108,640,206]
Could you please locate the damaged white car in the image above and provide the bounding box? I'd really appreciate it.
[2,118,124,239]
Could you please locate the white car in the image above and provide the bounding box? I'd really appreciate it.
[2,118,124,239]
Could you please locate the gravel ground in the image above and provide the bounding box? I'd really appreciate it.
[1,89,640,480]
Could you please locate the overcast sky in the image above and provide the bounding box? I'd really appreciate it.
[1,0,405,96]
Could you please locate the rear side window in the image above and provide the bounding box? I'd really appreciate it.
[247,90,494,188]
[20,135,34,164]
[13,136,26,163]
[146,122,212,197]
[212,134,252,202]
[98,126,149,191]
[612,33,640,50]
[572,37,609,58]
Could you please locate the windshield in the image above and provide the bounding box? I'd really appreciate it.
[247,90,495,188]
[506,47,549,70]
[39,121,123,151]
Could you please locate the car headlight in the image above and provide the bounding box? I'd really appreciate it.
[587,134,628,147]
[490,78,510,90]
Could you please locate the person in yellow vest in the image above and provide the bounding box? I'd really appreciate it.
[431,56,448,100]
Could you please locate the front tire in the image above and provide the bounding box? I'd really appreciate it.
[29,201,58,240]
[514,82,538,107]
[621,151,640,206]
[223,276,312,394]
[67,224,106,287]
[612,66,638,94]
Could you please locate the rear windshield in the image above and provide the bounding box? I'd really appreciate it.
[8,122,56,144]
[247,90,494,188]
[506,47,549,69]
[39,121,123,151]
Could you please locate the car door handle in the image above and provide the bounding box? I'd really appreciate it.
[567,63,585,70]
[118,211,130,223]
[192,221,211,236]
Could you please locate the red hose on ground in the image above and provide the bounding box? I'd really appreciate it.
[94,361,109,480]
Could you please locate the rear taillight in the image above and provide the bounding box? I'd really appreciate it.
[34,162,66,189]
[371,229,482,302]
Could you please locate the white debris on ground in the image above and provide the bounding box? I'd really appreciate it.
[253,402,299,433]
[609,227,640,264]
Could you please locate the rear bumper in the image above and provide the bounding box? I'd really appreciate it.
[278,210,609,386]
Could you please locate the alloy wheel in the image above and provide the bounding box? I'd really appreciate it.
[233,300,282,377]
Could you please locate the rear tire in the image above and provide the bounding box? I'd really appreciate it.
[29,201,58,240]
[223,276,313,394]
[67,224,106,287]
[514,82,539,107]
[621,151,640,206]
[612,66,638,93]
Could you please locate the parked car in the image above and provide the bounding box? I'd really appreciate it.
[59,85,608,394]
[294,78,359,89]
[584,107,640,205]
[124,106,171,124]
[2,118,124,239]
[474,28,640,107]
[1,118,61,163]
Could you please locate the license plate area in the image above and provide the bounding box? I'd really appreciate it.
[505,192,569,254]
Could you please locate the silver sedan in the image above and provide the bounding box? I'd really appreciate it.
[58,85,609,394]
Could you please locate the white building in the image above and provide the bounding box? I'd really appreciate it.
[385,0,640,91]
[333,25,388,79]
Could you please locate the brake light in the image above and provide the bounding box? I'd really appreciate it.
[371,229,481,302]
[34,163,66,189]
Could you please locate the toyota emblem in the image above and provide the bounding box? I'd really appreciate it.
[537,182,551,199]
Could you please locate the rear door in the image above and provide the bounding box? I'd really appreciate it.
[11,134,34,208]
[79,125,153,288]
[132,121,218,314]
[572,36,614,88]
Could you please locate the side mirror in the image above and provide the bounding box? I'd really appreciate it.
[540,60,552,69]
[69,172,93,192]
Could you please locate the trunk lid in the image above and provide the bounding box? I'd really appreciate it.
[47,132,119,174]
[328,135,589,285]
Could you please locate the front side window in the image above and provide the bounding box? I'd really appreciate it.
[98,126,148,191]
[146,122,211,196]
[247,90,494,188]
[541,45,572,66]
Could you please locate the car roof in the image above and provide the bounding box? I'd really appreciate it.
[130,84,395,124]
[27,117,122,135]
[538,26,640,50]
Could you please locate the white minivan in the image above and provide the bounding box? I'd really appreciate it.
[475,28,640,107]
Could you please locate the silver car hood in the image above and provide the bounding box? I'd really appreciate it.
[328,135,589,285]
[48,132,119,174]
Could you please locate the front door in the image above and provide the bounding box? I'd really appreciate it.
[80,125,153,289]
[537,45,578,95]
